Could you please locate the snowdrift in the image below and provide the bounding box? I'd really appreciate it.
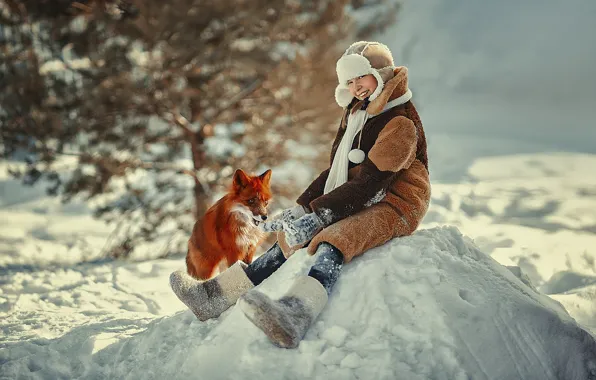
[2,227,595,379]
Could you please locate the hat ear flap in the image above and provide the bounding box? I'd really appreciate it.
[377,66,396,84]
[368,69,384,101]
[335,84,354,107]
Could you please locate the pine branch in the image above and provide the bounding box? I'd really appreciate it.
[2,0,363,259]
[202,78,263,126]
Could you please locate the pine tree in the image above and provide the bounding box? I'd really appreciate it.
[0,0,398,258]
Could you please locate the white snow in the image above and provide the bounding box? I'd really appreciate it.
[2,0,596,378]
[2,228,594,379]
[364,189,387,207]
[39,58,92,75]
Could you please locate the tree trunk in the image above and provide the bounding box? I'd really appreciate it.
[191,128,208,220]
[193,177,208,220]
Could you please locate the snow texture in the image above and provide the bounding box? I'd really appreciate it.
[364,189,387,207]
[4,227,596,379]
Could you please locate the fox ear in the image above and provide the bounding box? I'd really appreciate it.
[259,169,272,187]
[233,169,250,189]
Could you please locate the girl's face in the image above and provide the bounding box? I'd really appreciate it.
[347,74,378,100]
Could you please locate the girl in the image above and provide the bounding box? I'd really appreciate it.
[170,41,430,349]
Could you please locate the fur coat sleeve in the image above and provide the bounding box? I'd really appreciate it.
[295,168,330,212]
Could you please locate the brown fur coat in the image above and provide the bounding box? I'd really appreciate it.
[279,66,431,262]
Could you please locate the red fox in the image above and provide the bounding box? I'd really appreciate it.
[186,169,272,280]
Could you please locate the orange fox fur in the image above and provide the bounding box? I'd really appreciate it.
[186,169,272,280]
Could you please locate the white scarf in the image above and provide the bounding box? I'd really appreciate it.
[324,89,413,194]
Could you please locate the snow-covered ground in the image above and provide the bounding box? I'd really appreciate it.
[426,153,596,333]
[3,227,595,379]
[2,0,596,378]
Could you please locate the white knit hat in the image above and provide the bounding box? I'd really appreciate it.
[334,41,396,107]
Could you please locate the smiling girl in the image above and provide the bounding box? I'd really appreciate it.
[170,41,431,348]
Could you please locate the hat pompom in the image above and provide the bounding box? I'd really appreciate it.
[335,84,354,107]
[348,148,366,164]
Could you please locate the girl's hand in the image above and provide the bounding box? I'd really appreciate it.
[282,213,324,247]
[260,205,306,232]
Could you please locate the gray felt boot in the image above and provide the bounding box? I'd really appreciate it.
[170,262,254,321]
[238,275,328,348]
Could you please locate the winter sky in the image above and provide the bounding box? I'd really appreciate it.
[379,0,596,181]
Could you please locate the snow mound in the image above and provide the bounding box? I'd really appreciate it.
[2,227,595,379]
